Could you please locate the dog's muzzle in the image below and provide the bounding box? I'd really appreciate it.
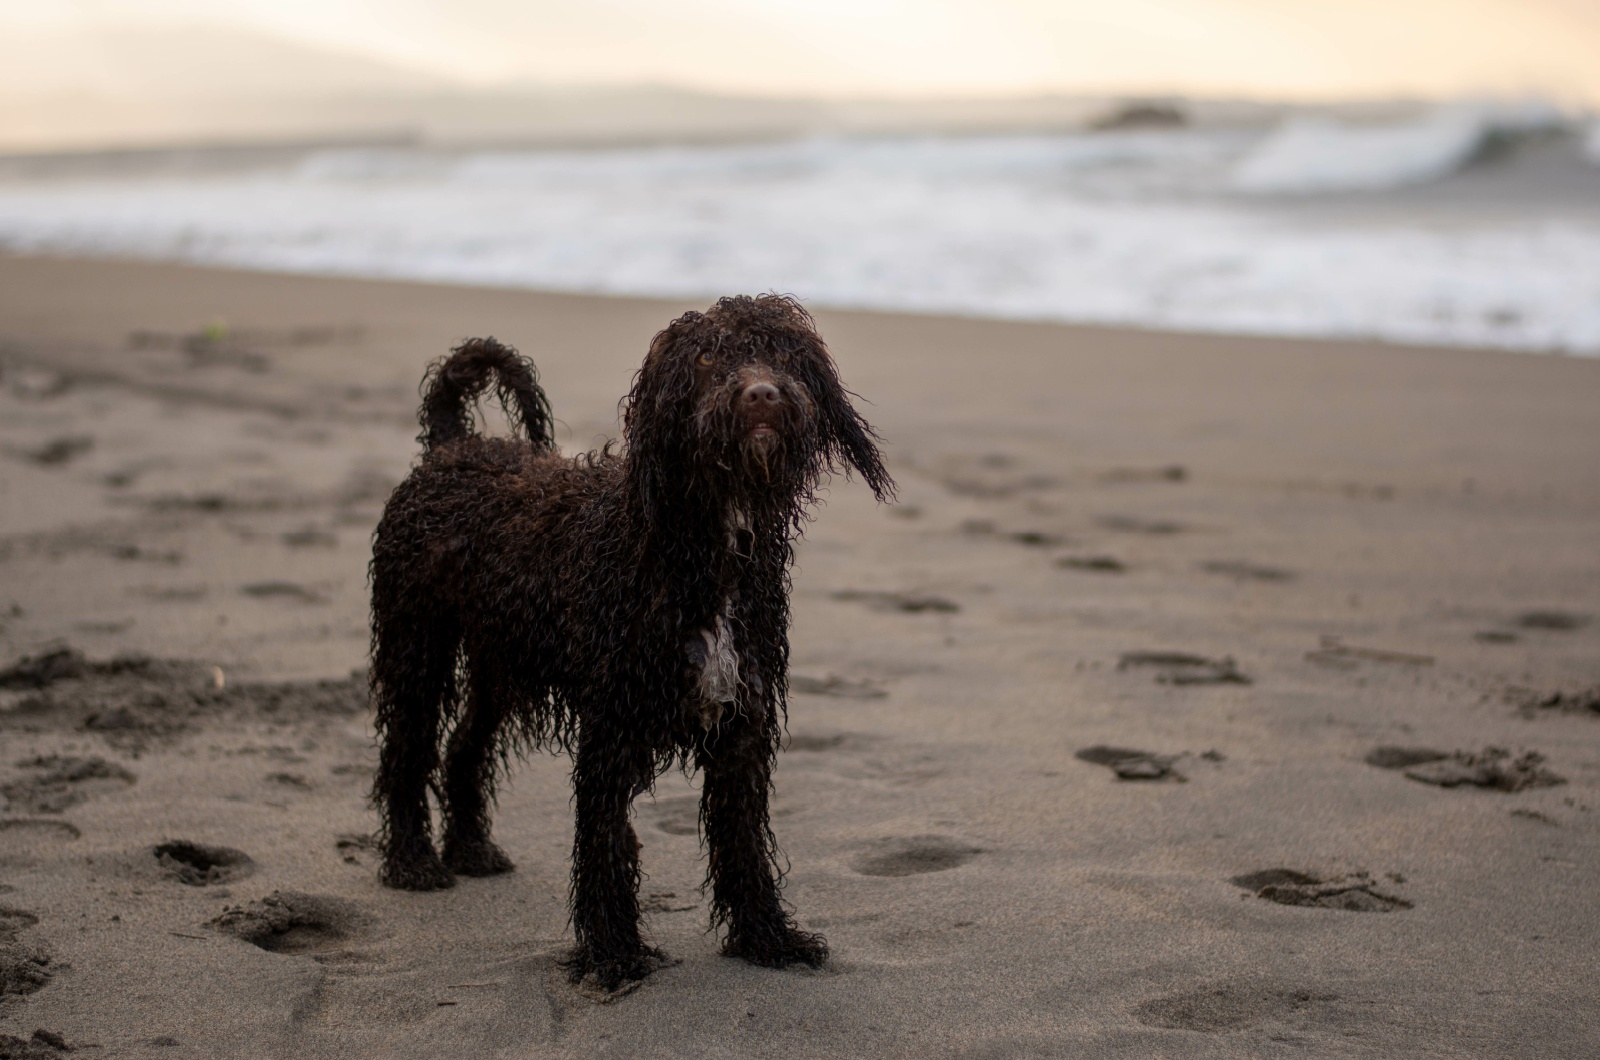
[738,376,785,448]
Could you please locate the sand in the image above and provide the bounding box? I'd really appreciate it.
[0,252,1597,1058]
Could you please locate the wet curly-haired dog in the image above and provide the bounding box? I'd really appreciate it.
[369,294,892,988]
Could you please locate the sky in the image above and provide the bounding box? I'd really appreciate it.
[3,0,1599,103]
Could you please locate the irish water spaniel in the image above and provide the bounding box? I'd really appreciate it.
[369,294,892,988]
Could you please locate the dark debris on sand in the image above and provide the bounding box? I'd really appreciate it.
[0,1030,72,1058]
[1095,514,1186,535]
[0,647,369,749]
[1514,687,1600,718]
[1057,555,1127,573]
[1232,869,1411,912]
[1075,745,1186,782]
[1366,746,1566,792]
[1117,651,1251,686]
[0,648,157,691]
[1515,610,1589,631]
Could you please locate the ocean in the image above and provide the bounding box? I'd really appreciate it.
[2,100,1597,355]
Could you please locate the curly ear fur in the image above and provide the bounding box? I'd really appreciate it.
[623,295,894,517]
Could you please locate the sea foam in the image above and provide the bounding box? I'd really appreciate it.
[0,116,1595,355]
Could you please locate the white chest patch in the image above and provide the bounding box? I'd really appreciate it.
[694,610,742,730]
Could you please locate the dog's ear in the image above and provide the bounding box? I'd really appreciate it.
[787,333,895,504]
[623,311,709,516]
[625,312,704,445]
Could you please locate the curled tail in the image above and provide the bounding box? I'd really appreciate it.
[418,337,555,452]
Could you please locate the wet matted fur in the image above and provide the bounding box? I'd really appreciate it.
[369,295,892,989]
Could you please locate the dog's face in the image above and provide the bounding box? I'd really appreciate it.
[624,295,893,512]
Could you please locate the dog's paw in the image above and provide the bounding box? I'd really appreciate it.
[442,837,515,877]
[725,923,829,969]
[379,845,456,891]
[563,945,672,993]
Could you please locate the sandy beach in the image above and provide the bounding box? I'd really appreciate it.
[1,252,1597,1058]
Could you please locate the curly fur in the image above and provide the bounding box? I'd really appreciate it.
[369,296,892,989]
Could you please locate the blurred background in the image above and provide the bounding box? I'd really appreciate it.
[2,0,1598,353]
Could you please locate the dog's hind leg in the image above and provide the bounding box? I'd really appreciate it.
[372,607,460,891]
[699,721,829,969]
[565,728,663,989]
[441,658,516,877]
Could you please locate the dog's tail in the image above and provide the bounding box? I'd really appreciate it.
[418,337,555,452]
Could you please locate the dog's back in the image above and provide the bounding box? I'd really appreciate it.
[370,341,617,764]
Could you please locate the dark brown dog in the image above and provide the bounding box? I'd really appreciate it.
[369,294,892,988]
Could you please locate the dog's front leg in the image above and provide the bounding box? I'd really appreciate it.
[566,731,663,989]
[698,723,829,969]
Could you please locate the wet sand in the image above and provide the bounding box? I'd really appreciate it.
[1,253,1597,1057]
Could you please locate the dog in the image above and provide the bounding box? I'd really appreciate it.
[369,294,892,988]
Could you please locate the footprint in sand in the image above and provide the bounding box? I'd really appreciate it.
[0,903,52,999]
[9,435,93,467]
[787,732,853,752]
[241,581,327,604]
[640,891,698,914]
[1199,559,1294,583]
[646,796,700,836]
[1134,982,1344,1033]
[1,756,136,814]
[936,455,1057,500]
[152,841,255,887]
[335,833,378,865]
[282,527,338,548]
[851,836,981,877]
[0,819,81,840]
[1095,514,1186,535]
[1117,652,1251,686]
[3,366,70,401]
[831,589,960,614]
[1365,746,1565,792]
[789,674,887,699]
[210,892,371,954]
[1231,869,1411,912]
[0,908,38,934]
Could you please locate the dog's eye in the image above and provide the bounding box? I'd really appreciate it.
[695,350,714,367]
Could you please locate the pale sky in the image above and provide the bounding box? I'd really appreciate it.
[3,0,1600,102]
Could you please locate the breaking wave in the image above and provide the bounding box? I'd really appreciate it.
[0,106,1596,355]
[1232,101,1568,194]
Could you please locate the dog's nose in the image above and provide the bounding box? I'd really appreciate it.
[741,381,781,407]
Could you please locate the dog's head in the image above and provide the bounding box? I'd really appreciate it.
[624,294,893,515]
